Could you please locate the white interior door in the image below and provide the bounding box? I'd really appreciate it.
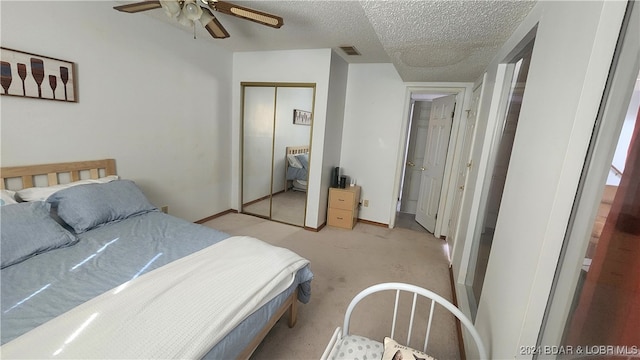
[401,101,431,213]
[415,94,456,232]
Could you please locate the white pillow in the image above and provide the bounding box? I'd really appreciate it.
[1,190,18,206]
[15,175,119,202]
[287,154,303,168]
[381,337,437,360]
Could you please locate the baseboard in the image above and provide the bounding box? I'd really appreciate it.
[449,267,467,360]
[356,218,389,228]
[195,209,238,224]
[201,209,325,232]
[304,222,326,232]
[198,214,390,230]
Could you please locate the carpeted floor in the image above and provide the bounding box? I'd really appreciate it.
[203,213,460,360]
[243,191,307,227]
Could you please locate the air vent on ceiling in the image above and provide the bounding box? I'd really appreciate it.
[340,46,361,56]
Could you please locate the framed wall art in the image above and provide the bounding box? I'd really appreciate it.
[293,109,312,125]
[0,47,77,102]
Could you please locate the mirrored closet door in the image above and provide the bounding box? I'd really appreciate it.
[242,83,315,227]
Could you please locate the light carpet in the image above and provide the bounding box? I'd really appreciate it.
[203,213,460,360]
[243,191,307,227]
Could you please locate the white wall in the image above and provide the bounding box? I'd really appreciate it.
[318,52,349,226]
[0,1,234,222]
[341,63,406,224]
[232,49,332,228]
[451,1,628,357]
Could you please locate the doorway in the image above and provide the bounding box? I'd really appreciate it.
[465,40,534,310]
[414,94,457,233]
[392,86,471,241]
[396,93,445,233]
[396,95,439,234]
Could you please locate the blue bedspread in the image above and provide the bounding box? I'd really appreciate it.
[1,211,313,357]
[287,166,308,181]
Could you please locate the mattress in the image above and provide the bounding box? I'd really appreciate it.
[1,211,312,357]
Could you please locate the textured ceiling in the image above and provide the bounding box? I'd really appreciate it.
[124,0,536,82]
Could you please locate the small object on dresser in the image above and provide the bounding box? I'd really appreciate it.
[332,167,340,188]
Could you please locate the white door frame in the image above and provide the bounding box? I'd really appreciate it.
[447,78,486,261]
[390,83,474,238]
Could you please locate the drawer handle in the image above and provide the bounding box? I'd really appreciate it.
[338,199,345,201]
[337,217,343,220]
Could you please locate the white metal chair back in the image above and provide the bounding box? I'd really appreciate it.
[342,282,487,359]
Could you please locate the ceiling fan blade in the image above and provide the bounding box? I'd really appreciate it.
[114,1,162,13]
[200,8,230,39]
[211,0,283,29]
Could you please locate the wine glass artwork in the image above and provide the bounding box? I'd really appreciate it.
[49,75,58,100]
[1,61,12,95]
[0,47,76,102]
[17,63,27,96]
[30,58,45,98]
[60,66,69,101]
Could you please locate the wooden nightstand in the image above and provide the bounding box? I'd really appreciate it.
[327,185,361,229]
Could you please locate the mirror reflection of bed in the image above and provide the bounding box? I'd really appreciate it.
[242,84,314,227]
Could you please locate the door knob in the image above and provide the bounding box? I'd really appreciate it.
[421,167,426,171]
[407,161,415,167]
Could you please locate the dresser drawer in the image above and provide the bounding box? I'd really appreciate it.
[329,189,356,210]
[327,208,355,229]
[327,186,361,230]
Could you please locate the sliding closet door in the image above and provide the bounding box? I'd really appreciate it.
[271,87,314,226]
[242,83,315,227]
[242,86,275,219]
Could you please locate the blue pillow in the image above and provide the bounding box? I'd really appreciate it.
[295,153,309,170]
[47,180,158,233]
[1,201,78,268]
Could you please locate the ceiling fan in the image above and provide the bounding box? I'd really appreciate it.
[113,0,284,39]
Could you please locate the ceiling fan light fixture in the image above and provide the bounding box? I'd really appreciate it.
[176,11,194,27]
[159,0,181,17]
[182,0,203,21]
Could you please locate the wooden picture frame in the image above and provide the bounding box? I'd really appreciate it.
[0,47,77,102]
[293,109,312,125]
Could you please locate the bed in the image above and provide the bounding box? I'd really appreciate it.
[285,145,310,192]
[0,159,313,359]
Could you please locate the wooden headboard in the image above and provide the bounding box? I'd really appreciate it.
[286,145,309,155]
[1,159,116,190]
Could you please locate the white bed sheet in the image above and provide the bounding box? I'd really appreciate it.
[2,236,309,359]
